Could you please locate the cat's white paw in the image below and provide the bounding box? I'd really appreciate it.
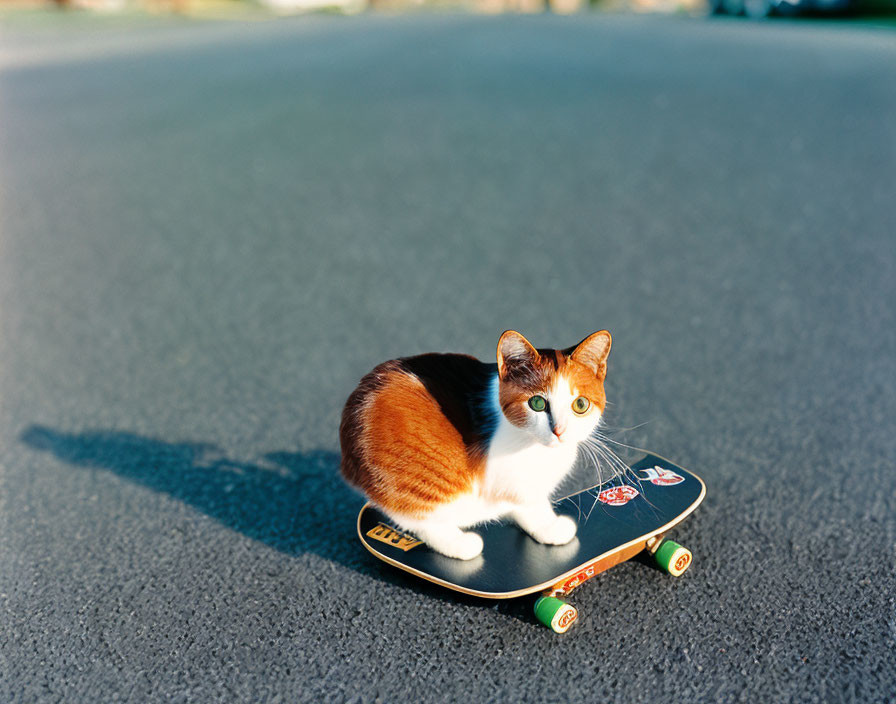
[424,529,484,560]
[452,531,484,560]
[439,531,482,560]
[534,515,577,545]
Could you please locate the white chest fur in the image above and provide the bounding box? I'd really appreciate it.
[421,386,582,530]
[482,415,581,503]
[424,432,580,531]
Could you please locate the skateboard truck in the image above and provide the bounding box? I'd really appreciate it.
[532,534,694,634]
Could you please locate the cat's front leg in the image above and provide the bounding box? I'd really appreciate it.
[512,500,577,545]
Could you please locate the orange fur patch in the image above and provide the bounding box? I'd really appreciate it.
[342,366,482,518]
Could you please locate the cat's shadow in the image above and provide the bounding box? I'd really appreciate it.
[19,424,376,576]
[18,424,635,627]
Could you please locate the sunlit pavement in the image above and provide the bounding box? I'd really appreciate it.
[1,13,894,702]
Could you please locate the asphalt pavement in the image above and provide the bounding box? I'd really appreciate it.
[1,11,895,703]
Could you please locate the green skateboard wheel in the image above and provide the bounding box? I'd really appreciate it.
[654,540,692,577]
[534,596,578,634]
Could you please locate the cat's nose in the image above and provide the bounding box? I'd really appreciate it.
[552,423,567,438]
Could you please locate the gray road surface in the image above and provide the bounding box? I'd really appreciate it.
[1,12,895,703]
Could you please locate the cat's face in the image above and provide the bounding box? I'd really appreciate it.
[496,330,611,448]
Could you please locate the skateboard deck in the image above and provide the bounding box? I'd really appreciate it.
[358,452,705,632]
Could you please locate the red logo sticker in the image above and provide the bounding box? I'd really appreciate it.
[639,466,685,486]
[561,565,597,593]
[597,485,640,506]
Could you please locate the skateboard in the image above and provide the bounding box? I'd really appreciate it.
[357,451,705,633]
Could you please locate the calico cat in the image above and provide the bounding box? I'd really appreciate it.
[340,330,612,560]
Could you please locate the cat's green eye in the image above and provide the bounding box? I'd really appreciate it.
[572,396,590,415]
[528,395,547,412]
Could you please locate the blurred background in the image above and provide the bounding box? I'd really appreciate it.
[3,0,896,21]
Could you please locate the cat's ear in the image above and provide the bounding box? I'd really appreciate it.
[568,330,612,378]
[497,330,539,379]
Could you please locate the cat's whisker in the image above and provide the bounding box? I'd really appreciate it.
[597,421,651,434]
[584,437,630,479]
[575,444,614,526]
[576,442,601,476]
[588,433,638,476]
[583,493,599,523]
[579,442,612,484]
[589,440,650,500]
[568,491,583,523]
[578,481,601,523]
[581,451,613,523]
[592,439,625,477]
[580,443,617,487]
[592,431,646,453]
[590,437,665,513]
